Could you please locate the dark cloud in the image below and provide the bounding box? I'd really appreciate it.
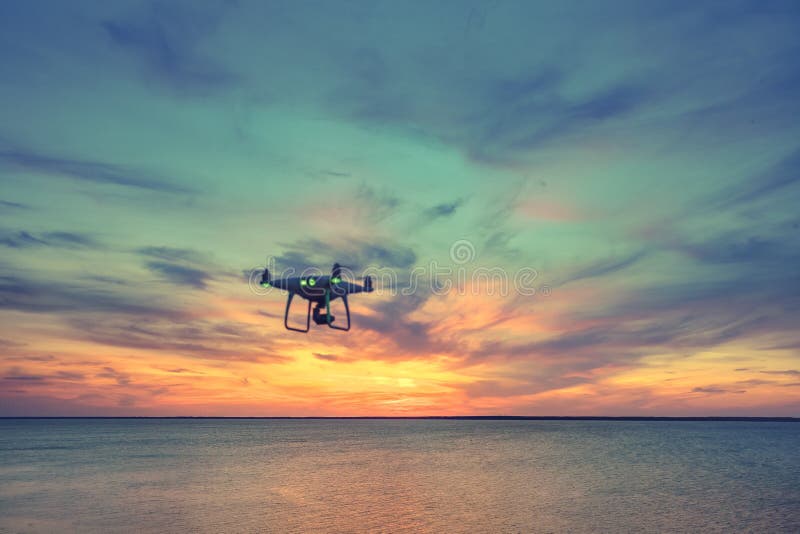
[313,352,341,362]
[329,50,655,166]
[44,232,99,248]
[760,369,800,376]
[558,251,647,286]
[355,288,457,356]
[735,379,775,387]
[0,230,100,249]
[117,394,137,407]
[81,275,129,286]
[97,366,131,386]
[570,84,649,121]
[692,386,746,394]
[638,226,800,350]
[679,234,795,266]
[468,262,796,389]
[0,231,46,248]
[4,374,45,381]
[145,261,212,289]
[463,376,588,399]
[0,393,162,417]
[102,2,237,94]
[273,238,416,272]
[0,199,28,210]
[581,269,800,337]
[314,2,800,171]
[55,371,85,380]
[321,170,350,178]
[478,83,651,163]
[4,355,53,362]
[0,273,183,318]
[355,184,402,223]
[2,367,84,383]
[138,246,236,290]
[359,243,416,270]
[67,316,288,363]
[487,69,563,107]
[137,246,207,263]
[0,146,191,193]
[356,310,431,353]
[256,309,281,319]
[761,339,800,351]
[720,148,800,208]
[328,47,409,125]
[423,199,464,220]
[460,303,791,386]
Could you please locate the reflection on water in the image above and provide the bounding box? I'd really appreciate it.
[1,419,799,533]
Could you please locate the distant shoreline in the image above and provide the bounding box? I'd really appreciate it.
[2,416,798,422]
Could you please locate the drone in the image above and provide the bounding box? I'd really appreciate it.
[258,262,373,332]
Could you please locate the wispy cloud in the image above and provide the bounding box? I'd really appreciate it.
[313,352,355,363]
[0,147,191,193]
[274,238,417,271]
[422,199,464,220]
[0,199,28,210]
[2,366,85,384]
[102,2,237,94]
[354,184,402,223]
[716,147,800,209]
[137,246,208,263]
[761,369,800,376]
[0,273,183,318]
[692,386,746,395]
[557,251,647,287]
[67,316,287,363]
[0,230,101,249]
[145,261,211,289]
[96,366,131,386]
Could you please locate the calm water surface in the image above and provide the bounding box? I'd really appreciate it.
[1,419,798,533]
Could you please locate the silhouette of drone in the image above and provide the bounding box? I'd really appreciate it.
[259,262,373,332]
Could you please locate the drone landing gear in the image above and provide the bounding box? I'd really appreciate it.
[325,291,351,331]
[284,292,311,333]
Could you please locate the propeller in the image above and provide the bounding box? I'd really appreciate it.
[330,263,372,290]
[259,267,271,287]
[331,262,353,283]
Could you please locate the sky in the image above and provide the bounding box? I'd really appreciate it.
[1,0,799,416]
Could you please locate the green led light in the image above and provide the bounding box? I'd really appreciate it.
[308,277,316,287]
[260,282,271,288]
[331,276,341,284]
[300,279,307,286]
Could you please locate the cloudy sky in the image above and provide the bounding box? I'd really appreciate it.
[1,0,799,416]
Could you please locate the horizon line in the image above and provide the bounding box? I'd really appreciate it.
[1,415,798,422]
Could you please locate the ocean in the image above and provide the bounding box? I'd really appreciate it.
[1,419,798,533]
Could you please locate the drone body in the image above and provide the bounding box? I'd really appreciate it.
[259,262,373,332]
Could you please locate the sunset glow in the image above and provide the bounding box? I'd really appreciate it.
[1,1,799,416]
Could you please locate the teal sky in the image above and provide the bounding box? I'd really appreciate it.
[1,1,799,416]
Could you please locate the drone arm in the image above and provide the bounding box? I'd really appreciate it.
[339,281,372,294]
[270,278,290,290]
